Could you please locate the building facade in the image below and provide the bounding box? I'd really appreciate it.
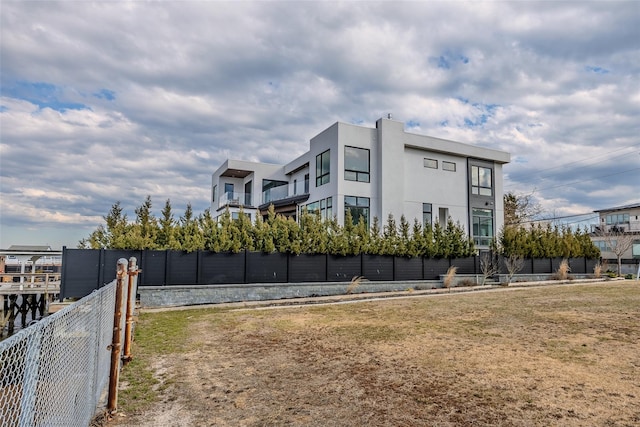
[211,117,510,248]
[591,203,640,274]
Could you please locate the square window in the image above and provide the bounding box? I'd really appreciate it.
[345,146,370,182]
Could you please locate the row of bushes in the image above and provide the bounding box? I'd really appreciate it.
[79,197,600,259]
[496,223,600,259]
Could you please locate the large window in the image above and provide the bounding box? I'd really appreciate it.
[345,196,370,226]
[471,165,493,196]
[304,197,332,220]
[262,179,288,204]
[423,203,432,226]
[472,208,494,246]
[606,213,629,225]
[244,181,252,206]
[316,150,330,186]
[595,240,613,252]
[345,146,370,182]
[224,183,234,199]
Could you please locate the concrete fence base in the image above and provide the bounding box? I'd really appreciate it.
[139,280,443,308]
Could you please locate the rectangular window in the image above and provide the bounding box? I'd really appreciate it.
[232,212,251,221]
[212,185,217,202]
[262,179,288,204]
[345,196,370,226]
[606,213,630,225]
[439,207,449,228]
[443,161,456,172]
[316,150,330,186]
[471,165,493,196]
[303,197,332,220]
[304,173,309,193]
[423,203,432,226]
[293,179,297,195]
[472,208,494,246]
[244,181,252,206]
[423,158,438,169]
[345,146,370,182]
[224,183,234,199]
[595,240,612,251]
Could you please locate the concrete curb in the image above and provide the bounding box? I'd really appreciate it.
[140,278,627,313]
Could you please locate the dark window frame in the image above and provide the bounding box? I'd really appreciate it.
[344,195,370,226]
[316,150,330,187]
[344,146,370,182]
[471,165,493,196]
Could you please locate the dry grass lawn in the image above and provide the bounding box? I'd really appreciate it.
[112,282,640,426]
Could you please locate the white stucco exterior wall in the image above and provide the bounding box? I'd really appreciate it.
[211,117,510,247]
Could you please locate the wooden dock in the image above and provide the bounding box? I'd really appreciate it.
[1,273,61,337]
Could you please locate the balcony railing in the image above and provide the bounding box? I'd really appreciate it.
[219,182,310,209]
[262,181,309,205]
[592,222,640,234]
[218,192,252,209]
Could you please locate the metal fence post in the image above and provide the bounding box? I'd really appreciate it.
[123,257,139,363]
[107,258,128,413]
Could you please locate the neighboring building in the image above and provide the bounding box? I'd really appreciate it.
[211,117,510,248]
[0,245,62,282]
[591,203,640,275]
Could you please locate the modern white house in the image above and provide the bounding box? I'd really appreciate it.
[211,117,510,248]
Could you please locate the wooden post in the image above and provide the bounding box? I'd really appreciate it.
[107,258,128,413]
[122,257,139,363]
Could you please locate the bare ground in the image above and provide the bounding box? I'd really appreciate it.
[112,282,640,426]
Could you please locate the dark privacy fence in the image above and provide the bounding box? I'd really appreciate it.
[60,248,599,299]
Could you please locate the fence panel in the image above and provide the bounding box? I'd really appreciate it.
[288,254,327,282]
[423,258,450,280]
[199,252,245,284]
[246,252,288,283]
[452,256,476,274]
[140,251,167,286]
[327,255,362,282]
[166,251,198,285]
[394,257,423,281]
[362,255,394,281]
[60,249,102,299]
[0,280,117,427]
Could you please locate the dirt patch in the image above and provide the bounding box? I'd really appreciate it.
[112,282,640,426]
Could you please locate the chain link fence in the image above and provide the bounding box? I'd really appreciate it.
[0,279,119,427]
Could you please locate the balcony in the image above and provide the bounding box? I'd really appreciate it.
[592,223,640,234]
[262,181,309,205]
[218,192,253,209]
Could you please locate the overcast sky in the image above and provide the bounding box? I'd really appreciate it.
[1,1,639,250]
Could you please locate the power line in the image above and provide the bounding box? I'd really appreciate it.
[505,145,640,189]
[530,167,640,193]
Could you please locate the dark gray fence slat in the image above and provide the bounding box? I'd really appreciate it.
[245,252,288,283]
[362,255,394,281]
[166,251,198,285]
[288,254,327,282]
[199,251,246,284]
[327,255,362,282]
[394,257,423,281]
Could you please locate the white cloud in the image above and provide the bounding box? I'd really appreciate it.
[1,1,639,248]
